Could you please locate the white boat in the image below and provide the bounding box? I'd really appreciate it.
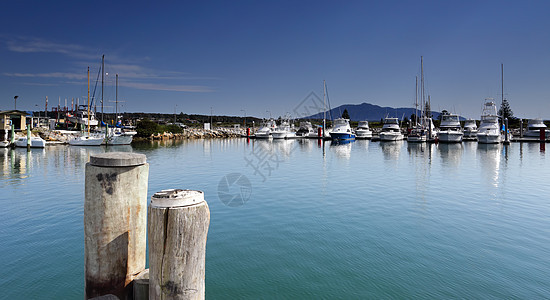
[14,136,46,148]
[69,67,104,146]
[106,127,136,145]
[68,134,104,146]
[524,118,548,138]
[407,57,436,143]
[355,121,372,139]
[477,100,501,144]
[463,119,478,140]
[272,120,296,139]
[254,119,277,139]
[296,121,319,138]
[379,117,404,141]
[438,112,463,143]
[329,118,355,140]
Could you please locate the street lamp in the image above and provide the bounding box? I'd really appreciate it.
[14,96,19,110]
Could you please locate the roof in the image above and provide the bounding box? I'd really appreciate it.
[0,110,29,116]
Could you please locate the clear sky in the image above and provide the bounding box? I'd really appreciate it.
[2,0,550,119]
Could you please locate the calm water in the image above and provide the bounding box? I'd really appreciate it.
[1,139,550,298]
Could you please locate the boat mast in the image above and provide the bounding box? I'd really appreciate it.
[415,76,418,127]
[101,54,104,125]
[323,80,326,135]
[116,74,118,124]
[87,66,90,136]
[421,56,425,126]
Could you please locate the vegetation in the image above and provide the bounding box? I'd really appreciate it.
[499,99,514,120]
[341,109,350,119]
[135,119,184,137]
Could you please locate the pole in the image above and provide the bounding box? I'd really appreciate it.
[88,67,90,136]
[84,152,149,299]
[101,54,104,124]
[148,189,210,300]
[26,124,31,148]
[14,96,18,110]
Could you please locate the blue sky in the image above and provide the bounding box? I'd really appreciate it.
[2,0,550,119]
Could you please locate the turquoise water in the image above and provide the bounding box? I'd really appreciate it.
[1,140,550,298]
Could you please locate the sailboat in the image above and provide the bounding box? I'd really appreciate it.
[106,74,136,145]
[68,67,104,146]
[407,57,434,142]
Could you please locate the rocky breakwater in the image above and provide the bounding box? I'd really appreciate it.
[148,128,244,140]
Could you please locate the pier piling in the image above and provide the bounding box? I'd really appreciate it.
[148,189,210,300]
[85,152,149,299]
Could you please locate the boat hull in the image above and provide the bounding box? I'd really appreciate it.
[380,133,404,141]
[330,132,355,140]
[477,133,500,144]
[355,130,372,139]
[14,137,46,148]
[68,136,104,146]
[438,132,464,143]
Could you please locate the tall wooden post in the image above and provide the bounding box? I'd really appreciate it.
[148,189,210,300]
[85,152,149,299]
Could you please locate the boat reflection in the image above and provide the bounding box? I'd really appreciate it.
[477,143,501,188]
[330,139,353,159]
[438,143,463,168]
[381,140,404,161]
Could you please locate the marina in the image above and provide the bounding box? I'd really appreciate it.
[2,138,550,298]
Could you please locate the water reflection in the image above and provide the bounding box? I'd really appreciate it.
[0,147,46,183]
[477,143,501,188]
[438,143,463,168]
[381,140,404,161]
[329,140,353,159]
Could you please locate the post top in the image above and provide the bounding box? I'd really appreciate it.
[151,189,205,208]
[90,152,146,167]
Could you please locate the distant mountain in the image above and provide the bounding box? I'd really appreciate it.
[303,102,442,121]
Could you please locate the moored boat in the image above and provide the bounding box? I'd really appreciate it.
[355,121,372,139]
[14,136,46,148]
[438,112,463,143]
[524,118,549,138]
[477,99,501,144]
[329,118,355,140]
[379,117,404,141]
[272,120,296,139]
[463,119,478,141]
[254,119,277,139]
[296,121,319,138]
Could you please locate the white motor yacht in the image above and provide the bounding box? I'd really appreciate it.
[254,119,277,139]
[106,127,137,145]
[355,121,373,139]
[438,112,463,143]
[68,105,99,128]
[477,100,501,144]
[296,121,319,138]
[463,119,478,140]
[524,118,548,138]
[272,120,296,139]
[379,117,404,141]
[329,118,355,141]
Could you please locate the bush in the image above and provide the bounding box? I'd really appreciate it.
[136,119,160,137]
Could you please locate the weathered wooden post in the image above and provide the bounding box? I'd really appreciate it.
[148,189,210,300]
[85,152,149,299]
[10,122,15,144]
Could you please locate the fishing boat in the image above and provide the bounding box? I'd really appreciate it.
[68,67,104,146]
[477,99,501,144]
[524,118,549,138]
[254,119,277,139]
[379,117,404,141]
[272,119,296,139]
[296,121,318,138]
[14,136,46,148]
[355,121,372,139]
[438,112,463,143]
[463,119,478,140]
[329,118,355,140]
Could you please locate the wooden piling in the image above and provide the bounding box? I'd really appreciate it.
[148,189,210,300]
[26,125,31,149]
[85,152,149,299]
